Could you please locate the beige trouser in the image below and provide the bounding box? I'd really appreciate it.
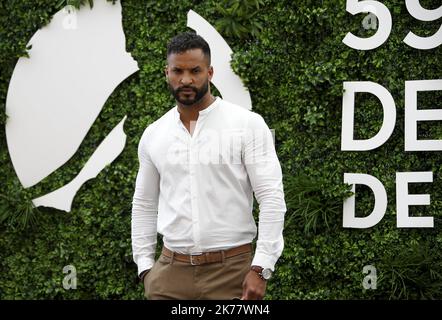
[144,249,252,300]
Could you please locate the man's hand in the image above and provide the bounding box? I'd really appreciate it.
[241,270,267,300]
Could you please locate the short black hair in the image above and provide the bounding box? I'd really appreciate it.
[167,32,211,65]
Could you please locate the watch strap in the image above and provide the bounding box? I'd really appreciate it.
[250,266,265,280]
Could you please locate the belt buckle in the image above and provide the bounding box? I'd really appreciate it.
[190,253,203,266]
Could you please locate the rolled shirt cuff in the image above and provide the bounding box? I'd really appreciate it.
[136,256,155,276]
[251,252,278,272]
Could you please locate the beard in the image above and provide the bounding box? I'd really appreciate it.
[168,80,209,106]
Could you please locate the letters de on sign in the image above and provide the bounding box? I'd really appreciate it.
[341,1,441,228]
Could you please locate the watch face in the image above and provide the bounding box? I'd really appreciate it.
[262,268,272,280]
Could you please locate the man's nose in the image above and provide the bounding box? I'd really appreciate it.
[180,74,193,85]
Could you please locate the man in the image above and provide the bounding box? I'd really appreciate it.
[131,32,286,300]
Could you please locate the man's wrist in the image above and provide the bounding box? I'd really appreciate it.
[139,269,150,281]
[250,265,272,281]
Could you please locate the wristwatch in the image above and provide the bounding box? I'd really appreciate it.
[251,266,273,281]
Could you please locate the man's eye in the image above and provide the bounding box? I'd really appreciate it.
[192,69,200,74]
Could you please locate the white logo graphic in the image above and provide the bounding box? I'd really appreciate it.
[5,1,251,212]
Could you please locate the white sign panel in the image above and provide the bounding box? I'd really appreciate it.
[6,0,139,189]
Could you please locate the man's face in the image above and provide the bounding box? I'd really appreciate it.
[166,49,213,106]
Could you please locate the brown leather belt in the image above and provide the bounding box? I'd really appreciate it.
[161,243,252,266]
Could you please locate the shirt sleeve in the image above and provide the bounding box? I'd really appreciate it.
[244,113,286,271]
[131,127,160,276]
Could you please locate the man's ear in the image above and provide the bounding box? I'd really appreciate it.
[165,66,171,83]
[208,65,214,81]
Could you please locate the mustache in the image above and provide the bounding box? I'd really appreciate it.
[177,86,197,92]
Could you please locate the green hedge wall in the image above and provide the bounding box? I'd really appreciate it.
[1,0,441,299]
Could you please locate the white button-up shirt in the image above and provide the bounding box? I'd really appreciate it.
[131,97,286,275]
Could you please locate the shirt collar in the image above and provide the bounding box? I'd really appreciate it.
[198,96,220,116]
[174,96,220,124]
